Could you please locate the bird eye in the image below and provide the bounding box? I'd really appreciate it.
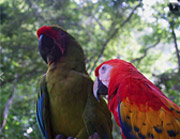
[101,65,106,74]
[102,66,106,71]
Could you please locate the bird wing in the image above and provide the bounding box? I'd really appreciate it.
[117,78,180,139]
[36,75,52,139]
[83,79,112,139]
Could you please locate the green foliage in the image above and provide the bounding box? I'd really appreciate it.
[155,71,180,105]
[0,0,179,138]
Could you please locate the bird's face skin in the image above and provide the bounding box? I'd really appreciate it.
[93,64,113,101]
[37,26,68,64]
[93,59,137,101]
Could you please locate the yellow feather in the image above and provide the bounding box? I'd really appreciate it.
[120,97,180,139]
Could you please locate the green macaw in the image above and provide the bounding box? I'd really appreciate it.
[36,25,112,139]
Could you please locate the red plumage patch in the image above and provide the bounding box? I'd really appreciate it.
[37,26,57,39]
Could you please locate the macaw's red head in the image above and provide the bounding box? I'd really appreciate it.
[93,59,140,101]
[37,25,70,64]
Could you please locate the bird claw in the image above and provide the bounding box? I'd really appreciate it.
[55,134,76,139]
[89,132,101,139]
[67,137,76,139]
[55,134,66,139]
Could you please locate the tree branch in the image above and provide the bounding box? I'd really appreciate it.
[0,73,18,133]
[93,16,107,32]
[120,2,142,27]
[131,38,161,63]
[88,1,142,74]
[170,21,180,72]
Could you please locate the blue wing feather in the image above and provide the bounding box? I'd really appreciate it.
[36,93,49,139]
[118,98,137,139]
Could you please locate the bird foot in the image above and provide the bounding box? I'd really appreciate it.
[55,134,76,139]
[55,134,66,139]
[89,132,101,139]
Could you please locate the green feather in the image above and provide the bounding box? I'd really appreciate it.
[36,25,112,139]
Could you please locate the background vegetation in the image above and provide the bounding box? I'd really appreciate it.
[0,0,179,138]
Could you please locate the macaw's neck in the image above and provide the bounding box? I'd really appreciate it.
[107,70,147,107]
[47,38,87,74]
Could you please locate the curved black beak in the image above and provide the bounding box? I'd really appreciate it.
[38,34,53,64]
[38,34,62,64]
[93,77,108,101]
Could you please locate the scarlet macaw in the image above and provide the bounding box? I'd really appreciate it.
[36,25,112,139]
[93,59,180,139]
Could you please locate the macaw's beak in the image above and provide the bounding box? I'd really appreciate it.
[93,77,108,101]
[38,34,62,64]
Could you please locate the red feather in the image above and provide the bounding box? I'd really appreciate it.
[95,59,180,139]
[37,26,57,39]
